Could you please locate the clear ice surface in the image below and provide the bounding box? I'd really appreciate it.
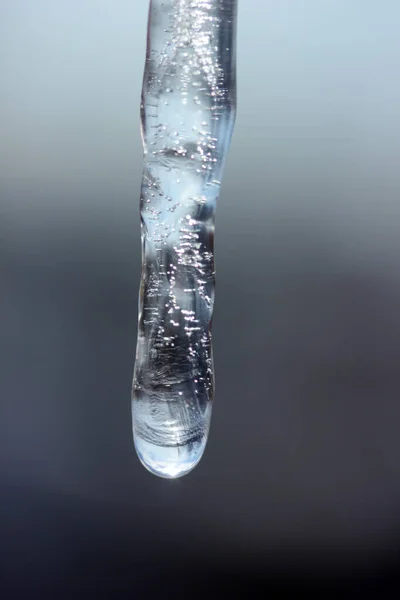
[132,0,237,478]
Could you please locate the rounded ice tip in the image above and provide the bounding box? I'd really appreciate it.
[134,435,207,479]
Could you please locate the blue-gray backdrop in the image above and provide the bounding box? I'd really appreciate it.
[2,0,400,594]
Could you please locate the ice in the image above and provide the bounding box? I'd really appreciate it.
[132,0,237,478]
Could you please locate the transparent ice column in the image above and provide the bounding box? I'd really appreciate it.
[132,0,237,478]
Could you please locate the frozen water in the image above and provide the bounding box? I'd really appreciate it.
[132,0,237,478]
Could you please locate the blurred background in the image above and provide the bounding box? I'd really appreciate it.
[1,0,400,595]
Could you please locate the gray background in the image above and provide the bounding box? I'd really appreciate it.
[2,0,400,594]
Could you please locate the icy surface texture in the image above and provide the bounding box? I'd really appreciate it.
[132,0,237,478]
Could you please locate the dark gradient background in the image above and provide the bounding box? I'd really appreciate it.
[2,0,400,595]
